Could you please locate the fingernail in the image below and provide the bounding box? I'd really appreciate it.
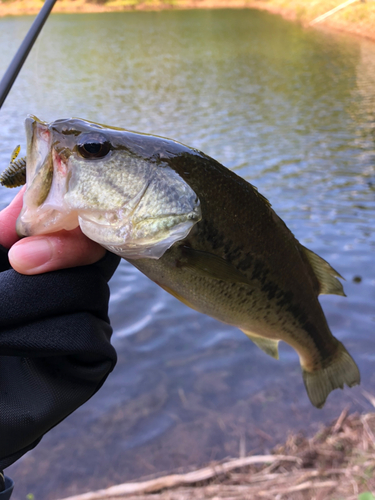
[9,238,53,273]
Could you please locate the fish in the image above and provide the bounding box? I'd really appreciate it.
[5,115,360,408]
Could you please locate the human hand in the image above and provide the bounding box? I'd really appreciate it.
[0,188,106,274]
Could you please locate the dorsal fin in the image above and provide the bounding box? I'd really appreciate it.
[301,245,346,297]
[252,185,272,208]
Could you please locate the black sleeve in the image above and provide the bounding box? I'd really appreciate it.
[0,476,13,500]
[0,246,10,273]
[0,246,120,470]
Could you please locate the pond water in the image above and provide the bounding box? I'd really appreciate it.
[1,8,374,499]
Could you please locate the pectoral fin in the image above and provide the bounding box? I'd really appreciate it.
[179,246,249,285]
[241,329,280,359]
[301,245,346,297]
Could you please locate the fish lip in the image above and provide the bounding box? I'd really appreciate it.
[25,114,49,149]
[25,115,51,173]
[25,116,34,149]
[16,117,54,237]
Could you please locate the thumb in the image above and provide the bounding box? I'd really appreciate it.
[9,227,106,275]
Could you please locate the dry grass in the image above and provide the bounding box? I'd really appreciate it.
[249,0,375,41]
[0,0,375,41]
[59,409,375,500]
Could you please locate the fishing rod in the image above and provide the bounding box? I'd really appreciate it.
[0,0,58,110]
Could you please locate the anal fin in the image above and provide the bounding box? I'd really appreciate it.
[241,329,279,359]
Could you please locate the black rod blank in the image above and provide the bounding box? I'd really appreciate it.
[0,0,58,110]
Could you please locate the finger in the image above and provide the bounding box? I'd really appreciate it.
[0,187,26,248]
[8,227,106,275]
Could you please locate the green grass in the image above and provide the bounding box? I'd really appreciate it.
[358,493,375,500]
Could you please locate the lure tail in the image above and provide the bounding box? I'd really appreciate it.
[0,145,27,188]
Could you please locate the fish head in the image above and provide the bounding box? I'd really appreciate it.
[16,116,202,259]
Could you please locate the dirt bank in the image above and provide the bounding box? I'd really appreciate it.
[58,409,375,500]
[249,0,375,42]
[0,0,375,42]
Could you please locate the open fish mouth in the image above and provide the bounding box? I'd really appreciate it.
[16,116,79,237]
[15,115,202,259]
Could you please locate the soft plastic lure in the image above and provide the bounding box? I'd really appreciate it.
[0,145,27,188]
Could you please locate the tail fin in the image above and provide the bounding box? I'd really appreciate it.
[302,342,360,409]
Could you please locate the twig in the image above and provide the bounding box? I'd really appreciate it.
[309,0,360,25]
[59,455,301,500]
[258,480,338,496]
[361,414,375,447]
[332,407,349,434]
[362,390,375,409]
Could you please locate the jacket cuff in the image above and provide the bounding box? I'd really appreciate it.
[0,477,14,500]
[0,246,10,272]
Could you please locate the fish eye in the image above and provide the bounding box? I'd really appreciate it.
[77,133,111,159]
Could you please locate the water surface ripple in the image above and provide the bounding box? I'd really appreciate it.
[0,9,374,499]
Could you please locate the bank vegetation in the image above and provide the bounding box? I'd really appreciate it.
[59,409,375,500]
[0,0,375,41]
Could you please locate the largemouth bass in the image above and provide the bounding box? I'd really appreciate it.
[3,115,360,408]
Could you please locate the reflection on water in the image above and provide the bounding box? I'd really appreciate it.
[0,9,374,499]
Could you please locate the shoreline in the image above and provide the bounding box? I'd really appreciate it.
[0,0,375,42]
[58,409,375,500]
